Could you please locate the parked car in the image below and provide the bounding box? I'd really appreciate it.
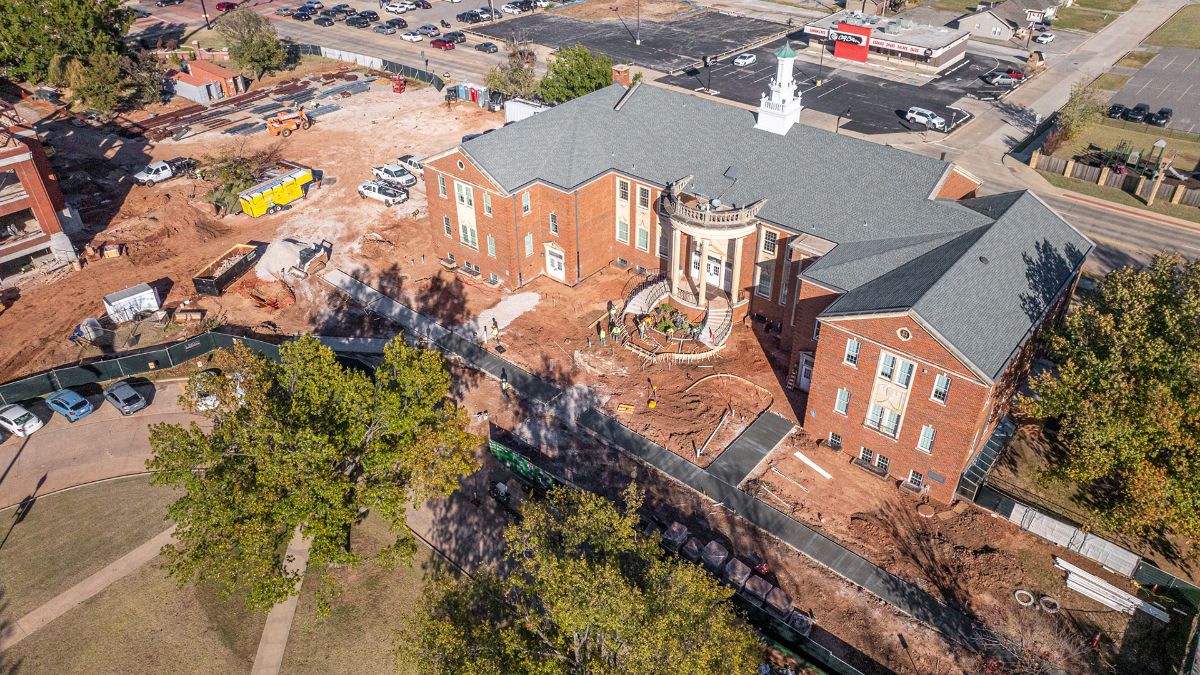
[397,154,423,175]
[330,2,351,9]
[444,31,467,43]
[373,163,418,186]
[303,0,324,8]
[431,37,455,49]
[535,0,549,7]
[358,181,408,206]
[386,0,409,11]
[359,9,380,20]
[1123,103,1150,122]
[501,2,521,12]
[46,389,95,422]
[346,15,371,27]
[319,8,340,18]
[156,0,185,6]
[216,1,239,10]
[387,17,408,27]
[458,10,483,21]
[477,6,498,17]
[103,380,148,416]
[0,404,43,438]
[1147,107,1173,127]
[732,53,756,67]
[418,23,440,35]
[475,41,499,53]
[401,30,422,41]
[1107,103,1127,119]
[293,10,314,19]
[1032,21,1051,31]
[905,106,946,131]
[374,23,397,33]
[315,15,335,25]
[275,7,295,15]
[984,72,1018,86]
[1033,32,1054,44]
[516,0,534,10]
[414,0,432,7]
[1002,67,1026,79]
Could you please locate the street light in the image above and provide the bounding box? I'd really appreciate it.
[199,0,211,30]
[836,106,851,134]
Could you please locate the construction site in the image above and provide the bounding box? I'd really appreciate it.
[0,55,1191,674]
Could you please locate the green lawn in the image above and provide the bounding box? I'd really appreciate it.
[1053,119,1200,172]
[281,516,442,675]
[5,556,266,674]
[925,0,977,13]
[1075,0,1136,11]
[1115,50,1157,69]
[1038,170,1200,226]
[1053,6,1120,32]
[1145,4,1200,48]
[1093,72,1130,91]
[0,476,178,618]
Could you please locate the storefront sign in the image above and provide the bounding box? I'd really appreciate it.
[832,22,872,63]
[829,30,868,46]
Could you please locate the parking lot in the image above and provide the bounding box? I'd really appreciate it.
[473,11,788,73]
[1111,47,1200,133]
[658,38,1020,135]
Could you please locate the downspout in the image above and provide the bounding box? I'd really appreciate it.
[513,193,523,287]
[573,190,581,283]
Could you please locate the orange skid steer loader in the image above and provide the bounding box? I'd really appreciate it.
[266,110,312,137]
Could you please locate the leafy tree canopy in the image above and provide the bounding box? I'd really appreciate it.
[1021,254,1200,544]
[69,51,125,113]
[399,484,763,673]
[148,336,478,611]
[0,0,132,82]
[216,7,287,80]
[1056,82,1107,140]
[537,44,613,103]
[485,55,538,100]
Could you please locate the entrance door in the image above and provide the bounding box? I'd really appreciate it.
[724,260,734,293]
[798,353,813,392]
[546,247,565,281]
[706,255,723,288]
[691,249,702,279]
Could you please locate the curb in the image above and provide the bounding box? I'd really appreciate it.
[0,472,157,513]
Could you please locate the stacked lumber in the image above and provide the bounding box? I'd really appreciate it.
[1054,557,1169,623]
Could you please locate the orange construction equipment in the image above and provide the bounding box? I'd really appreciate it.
[266,110,312,137]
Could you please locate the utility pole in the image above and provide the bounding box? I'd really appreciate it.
[200,0,211,29]
[836,106,850,134]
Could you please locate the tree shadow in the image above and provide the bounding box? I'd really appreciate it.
[410,272,468,328]
[1020,240,1086,323]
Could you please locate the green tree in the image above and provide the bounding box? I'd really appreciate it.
[1056,82,1107,140]
[398,485,763,673]
[1021,254,1200,544]
[72,50,126,113]
[0,0,132,82]
[537,44,613,103]
[216,7,287,80]
[148,336,478,611]
[122,50,167,107]
[485,54,538,100]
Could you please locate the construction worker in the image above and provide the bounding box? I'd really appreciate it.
[611,322,623,342]
[490,318,500,346]
[637,315,647,339]
[598,324,607,346]
[500,370,511,399]
[608,300,617,324]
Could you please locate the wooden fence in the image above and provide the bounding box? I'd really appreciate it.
[1032,149,1200,209]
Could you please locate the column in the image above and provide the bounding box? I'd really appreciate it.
[670,227,682,296]
[702,238,713,304]
[731,237,744,304]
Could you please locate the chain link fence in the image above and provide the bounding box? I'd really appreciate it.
[285,43,445,90]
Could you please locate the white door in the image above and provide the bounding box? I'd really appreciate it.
[706,255,723,288]
[691,249,701,278]
[798,354,813,392]
[546,247,566,281]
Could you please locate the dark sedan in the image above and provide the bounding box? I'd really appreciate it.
[386,17,408,27]
[1107,103,1126,119]
[444,31,466,43]
[315,15,335,25]
[293,10,313,19]
[414,0,431,7]
[358,9,379,20]
[346,15,371,27]
[475,41,499,53]
[1123,103,1150,122]
[1147,107,1173,127]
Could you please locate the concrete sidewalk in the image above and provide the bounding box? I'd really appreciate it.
[250,526,313,675]
[0,525,176,652]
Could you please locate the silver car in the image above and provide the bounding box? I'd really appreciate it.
[103,380,148,416]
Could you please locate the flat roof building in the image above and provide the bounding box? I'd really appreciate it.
[804,9,970,73]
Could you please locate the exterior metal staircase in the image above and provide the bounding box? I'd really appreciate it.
[699,297,733,349]
[622,275,669,317]
[955,416,1016,502]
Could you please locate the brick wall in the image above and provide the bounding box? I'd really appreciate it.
[934,166,981,200]
[1,131,64,235]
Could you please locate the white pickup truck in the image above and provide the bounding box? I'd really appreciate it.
[133,157,196,187]
[371,163,418,187]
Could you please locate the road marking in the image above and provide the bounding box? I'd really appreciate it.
[814,82,848,99]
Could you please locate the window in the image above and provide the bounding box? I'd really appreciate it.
[897,361,915,389]
[763,230,778,256]
[828,432,842,450]
[524,232,533,256]
[617,216,630,244]
[878,353,897,380]
[932,374,951,404]
[877,351,915,388]
[812,322,820,342]
[454,181,473,207]
[637,186,650,210]
[488,272,498,284]
[446,252,454,263]
[859,447,873,463]
[918,425,936,453]
[549,212,558,235]
[908,470,923,488]
[866,404,901,438]
[658,226,669,258]
[779,267,790,306]
[521,191,531,214]
[834,388,850,415]
[437,174,446,197]
[487,234,496,257]
[636,224,650,251]
[459,222,478,250]
[755,260,774,298]
[483,192,492,216]
[876,454,889,473]
[844,339,860,366]
[442,215,452,237]
[618,179,630,202]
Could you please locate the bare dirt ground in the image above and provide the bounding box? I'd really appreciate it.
[555,0,707,21]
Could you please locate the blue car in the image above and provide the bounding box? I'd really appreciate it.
[46,389,95,422]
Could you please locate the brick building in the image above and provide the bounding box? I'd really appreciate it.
[420,48,1091,503]
[0,117,79,277]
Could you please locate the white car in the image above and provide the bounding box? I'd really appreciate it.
[732,53,756,67]
[1034,32,1055,44]
[358,180,408,206]
[401,31,422,41]
[500,2,521,13]
[905,106,946,131]
[446,0,463,3]
[1032,21,1051,31]
[0,404,44,438]
[534,0,548,6]
[386,1,407,11]
[304,0,323,7]
[372,163,418,187]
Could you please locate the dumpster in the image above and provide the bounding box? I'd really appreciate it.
[238,161,315,217]
[193,243,262,296]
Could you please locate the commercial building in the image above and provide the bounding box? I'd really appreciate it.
[420,50,1090,503]
[0,115,79,277]
[803,10,970,73]
[958,0,1061,43]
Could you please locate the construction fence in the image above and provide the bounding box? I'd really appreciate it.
[0,331,281,406]
[1031,149,1200,209]
[285,43,445,91]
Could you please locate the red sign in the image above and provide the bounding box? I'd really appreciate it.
[831,22,871,63]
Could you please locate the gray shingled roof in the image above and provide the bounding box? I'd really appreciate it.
[460,83,1092,382]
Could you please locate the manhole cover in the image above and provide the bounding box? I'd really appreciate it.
[916,504,935,518]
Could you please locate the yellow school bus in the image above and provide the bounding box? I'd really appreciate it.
[237,161,315,217]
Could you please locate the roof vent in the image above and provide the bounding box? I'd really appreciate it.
[724,165,740,180]
[979,255,990,264]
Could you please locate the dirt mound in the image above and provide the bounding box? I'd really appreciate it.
[100,192,227,261]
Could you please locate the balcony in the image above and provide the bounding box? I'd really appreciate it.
[660,192,767,232]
